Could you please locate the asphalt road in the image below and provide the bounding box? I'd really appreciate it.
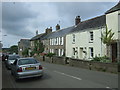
[2,61,118,89]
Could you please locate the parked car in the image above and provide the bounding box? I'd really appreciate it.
[2,54,8,61]
[11,57,43,81]
[5,54,20,69]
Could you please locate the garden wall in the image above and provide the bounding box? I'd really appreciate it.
[35,56,118,74]
[69,58,118,73]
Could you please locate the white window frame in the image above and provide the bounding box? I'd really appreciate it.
[61,49,64,56]
[50,39,51,45]
[51,39,52,45]
[73,48,75,56]
[89,47,94,58]
[89,31,93,43]
[58,37,60,45]
[54,38,56,45]
[52,49,54,53]
[58,49,60,56]
[72,34,75,44]
[61,37,64,45]
[57,37,59,45]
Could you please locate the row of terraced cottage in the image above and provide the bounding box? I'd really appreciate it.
[18,2,120,62]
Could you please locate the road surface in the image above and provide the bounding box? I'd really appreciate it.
[2,61,118,89]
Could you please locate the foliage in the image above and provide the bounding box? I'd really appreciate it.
[101,25,114,46]
[22,48,29,57]
[91,56,111,63]
[45,53,56,58]
[31,40,44,56]
[9,45,18,54]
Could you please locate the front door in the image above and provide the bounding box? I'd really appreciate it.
[111,43,117,62]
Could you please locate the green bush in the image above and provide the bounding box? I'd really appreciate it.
[92,56,111,63]
[22,48,29,57]
[45,53,55,58]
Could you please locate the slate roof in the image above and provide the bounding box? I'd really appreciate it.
[42,26,76,39]
[70,15,106,33]
[19,39,30,45]
[30,33,47,41]
[105,2,120,14]
[18,39,30,48]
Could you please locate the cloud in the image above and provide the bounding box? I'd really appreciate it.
[2,2,38,37]
[1,2,118,47]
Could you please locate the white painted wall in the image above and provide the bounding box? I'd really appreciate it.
[106,10,119,40]
[66,28,106,60]
[118,12,120,39]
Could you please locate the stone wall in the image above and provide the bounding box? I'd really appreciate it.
[52,56,66,65]
[69,58,118,73]
[35,56,118,74]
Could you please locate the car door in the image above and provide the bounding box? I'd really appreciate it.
[12,59,18,76]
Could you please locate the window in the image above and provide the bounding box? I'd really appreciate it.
[89,47,94,58]
[73,48,75,55]
[58,37,60,45]
[50,49,52,53]
[56,37,57,45]
[89,31,93,42]
[57,38,59,45]
[60,37,62,45]
[60,37,64,45]
[53,38,55,45]
[72,34,75,43]
[52,39,53,45]
[61,49,64,56]
[18,59,38,65]
[50,39,51,45]
[52,49,54,53]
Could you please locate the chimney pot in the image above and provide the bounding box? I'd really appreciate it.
[56,24,60,30]
[36,30,38,35]
[75,16,81,25]
[45,27,52,34]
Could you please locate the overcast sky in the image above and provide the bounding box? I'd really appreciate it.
[1,1,119,48]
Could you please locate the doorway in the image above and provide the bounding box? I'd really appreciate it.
[111,42,117,62]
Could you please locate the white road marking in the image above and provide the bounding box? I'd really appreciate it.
[106,87,110,88]
[54,71,82,80]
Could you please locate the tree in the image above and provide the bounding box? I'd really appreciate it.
[31,40,44,56]
[22,48,29,57]
[101,25,114,57]
[9,45,18,54]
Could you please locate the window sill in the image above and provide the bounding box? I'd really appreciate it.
[89,41,93,43]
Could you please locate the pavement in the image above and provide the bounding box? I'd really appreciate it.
[0,57,2,90]
[2,61,118,89]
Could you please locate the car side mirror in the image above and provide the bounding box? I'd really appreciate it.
[5,59,7,61]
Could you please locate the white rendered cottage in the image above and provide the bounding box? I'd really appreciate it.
[66,2,120,61]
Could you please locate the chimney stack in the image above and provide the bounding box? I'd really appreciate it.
[36,30,38,35]
[75,16,81,25]
[56,24,60,30]
[45,27,52,34]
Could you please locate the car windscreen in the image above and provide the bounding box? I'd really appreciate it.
[18,59,38,65]
[8,56,20,60]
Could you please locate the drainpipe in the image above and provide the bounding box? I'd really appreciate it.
[117,40,120,63]
[101,27,103,57]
